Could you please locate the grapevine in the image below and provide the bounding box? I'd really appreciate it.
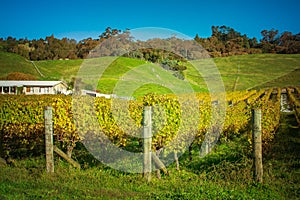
[0,88,286,158]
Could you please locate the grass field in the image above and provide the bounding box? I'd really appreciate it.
[1,52,300,95]
[0,52,41,77]
[254,68,300,89]
[36,59,83,81]
[187,54,300,91]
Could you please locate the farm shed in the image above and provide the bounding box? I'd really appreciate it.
[0,80,68,95]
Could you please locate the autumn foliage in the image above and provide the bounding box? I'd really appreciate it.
[0,88,285,159]
[0,72,37,80]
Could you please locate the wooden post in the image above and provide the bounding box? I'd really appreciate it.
[174,151,180,171]
[152,153,168,175]
[205,141,209,155]
[143,106,152,182]
[0,128,3,158]
[252,109,263,183]
[53,146,80,169]
[44,106,54,173]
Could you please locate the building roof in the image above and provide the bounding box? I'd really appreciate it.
[0,81,66,87]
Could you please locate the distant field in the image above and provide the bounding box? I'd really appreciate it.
[253,68,300,89]
[36,59,83,81]
[187,54,300,91]
[1,52,300,94]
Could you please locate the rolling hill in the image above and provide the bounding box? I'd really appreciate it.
[0,52,41,77]
[186,54,300,91]
[0,51,300,96]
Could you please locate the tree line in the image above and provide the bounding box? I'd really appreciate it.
[0,26,299,60]
[195,26,300,56]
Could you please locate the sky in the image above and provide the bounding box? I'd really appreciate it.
[0,0,299,41]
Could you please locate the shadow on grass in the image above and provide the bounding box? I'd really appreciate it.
[264,113,300,161]
[178,135,253,182]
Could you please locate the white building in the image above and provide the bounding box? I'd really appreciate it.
[0,81,68,95]
[80,89,113,98]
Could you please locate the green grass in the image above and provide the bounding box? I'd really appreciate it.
[188,54,300,91]
[1,52,300,95]
[0,162,280,199]
[35,59,83,81]
[0,52,41,78]
[254,68,300,89]
[133,83,174,97]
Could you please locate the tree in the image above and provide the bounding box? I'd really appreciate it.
[277,32,300,54]
[194,34,201,42]
[30,39,46,60]
[249,37,258,48]
[76,38,100,58]
[260,29,279,53]
[261,29,279,44]
[99,27,121,42]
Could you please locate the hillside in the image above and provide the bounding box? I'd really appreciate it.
[0,52,300,94]
[188,54,300,91]
[0,52,41,78]
[253,68,300,89]
[36,59,83,81]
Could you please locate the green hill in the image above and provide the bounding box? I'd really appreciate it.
[186,54,300,91]
[0,52,41,78]
[1,51,300,95]
[253,68,300,89]
[36,59,83,81]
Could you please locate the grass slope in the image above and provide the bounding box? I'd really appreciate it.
[0,52,41,78]
[187,54,300,91]
[97,57,205,96]
[35,59,83,81]
[1,52,300,94]
[254,68,300,89]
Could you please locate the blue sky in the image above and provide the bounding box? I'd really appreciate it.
[1,0,299,41]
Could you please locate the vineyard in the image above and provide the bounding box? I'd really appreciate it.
[1,87,299,160]
[0,88,300,199]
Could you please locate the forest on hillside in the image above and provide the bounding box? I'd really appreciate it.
[0,25,299,61]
